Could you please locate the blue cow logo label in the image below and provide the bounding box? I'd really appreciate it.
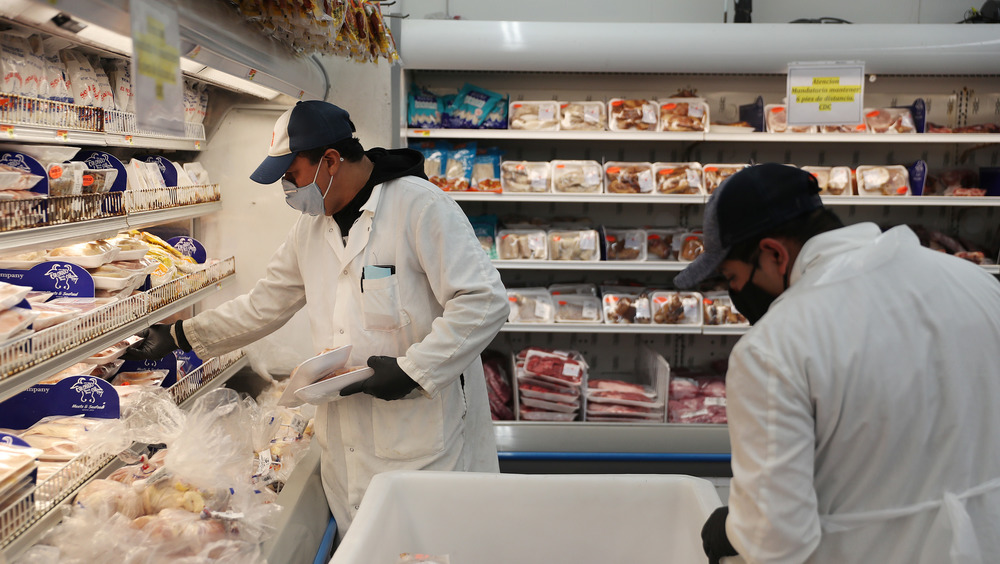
[45,264,80,290]
[70,377,104,404]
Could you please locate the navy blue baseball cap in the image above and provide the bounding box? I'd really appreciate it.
[250,100,357,184]
[674,163,823,289]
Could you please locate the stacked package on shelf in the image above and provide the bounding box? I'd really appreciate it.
[0,442,42,524]
[515,348,586,421]
[667,365,728,424]
[0,281,37,343]
[585,379,665,422]
[482,353,514,420]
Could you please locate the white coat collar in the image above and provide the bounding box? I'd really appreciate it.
[789,222,919,289]
[360,183,384,215]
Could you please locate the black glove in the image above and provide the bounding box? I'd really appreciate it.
[122,323,180,361]
[339,356,419,400]
[702,506,738,564]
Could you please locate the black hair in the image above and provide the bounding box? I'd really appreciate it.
[726,208,845,263]
[300,137,366,164]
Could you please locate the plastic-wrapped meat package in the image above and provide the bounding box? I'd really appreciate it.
[74,478,145,518]
[509,101,560,131]
[548,229,600,261]
[654,162,704,195]
[646,229,680,261]
[669,377,700,399]
[518,406,577,421]
[553,295,602,323]
[703,164,747,194]
[651,291,702,325]
[30,302,83,330]
[588,379,656,398]
[856,165,910,196]
[702,293,748,326]
[0,281,32,310]
[608,99,658,131]
[0,307,38,342]
[519,378,581,403]
[548,283,598,297]
[764,104,817,134]
[605,162,655,194]
[821,123,867,134]
[0,163,44,191]
[112,369,168,387]
[802,166,853,196]
[586,402,662,420]
[523,349,586,387]
[676,233,705,262]
[132,508,229,555]
[602,293,652,324]
[483,355,514,421]
[559,101,605,131]
[551,160,603,193]
[500,161,550,193]
[864,107,916,134]
[16,416,104,461]
[38,362,98,385]
[668,370,727,424]
[520,396,579,413]
[604,229,647,261]
[507,288,555,323]
[658,98,709,132]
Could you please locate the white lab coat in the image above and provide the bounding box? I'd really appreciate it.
[184,176,508,532]
[725,223,1000,564]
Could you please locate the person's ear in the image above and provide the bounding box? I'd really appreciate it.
[322,149,343,175]
[758,238,791,275]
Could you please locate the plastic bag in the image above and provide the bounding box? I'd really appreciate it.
[105,58,134,112]
[60,50,100,107]
[74,479,145,518]
[20,35,47,100]
[470,149,501,192]
[41,42,72,103]
[443,84,503,129]
[183,82,199,122]
[441,143,476,191]
[407,87,442,129]
[0,34,28,96]
[90,56,115,111]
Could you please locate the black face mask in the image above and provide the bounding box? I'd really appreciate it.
[729,262,786,325]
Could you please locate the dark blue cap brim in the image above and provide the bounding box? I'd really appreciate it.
[250,152,298,185]
[674,248,729,289]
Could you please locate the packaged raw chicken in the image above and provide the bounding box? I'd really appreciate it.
[30,302,81,330]
[74,479,144,519]
[765,104,818,134]
[602,293,652,324]
[507,288,555,323]
[605,162,655,194]
[702,293,748,325]
[604,228,647,261]
[703,164,747,194]
[651,291,703,325]
[553,295,602,323]
[497,229,547,260]
[0,163,43,191]
[864,107,917,134]
[551,160,602,193]
[608,99,658,131]
[646,229,682,261]
[0,307,38,341]
[16,416,103,461]
[0,250,48,269]
[802,166,853,196]
[559,101,606,131]
[0,282,32,310]
[653,162,704,195]
[548,229,600,261]
[25,291,54,304]
[856,165,910,196]
[658,98,709,132]
[48,240,119,268]
[509,101,560,131]
[107,235,150,261]
[676,232,705,262]
[500,161,551,193]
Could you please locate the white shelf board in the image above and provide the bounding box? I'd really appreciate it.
[125,202,223,229]
[451,192,706,204]
[703,132,1000,143]
[493,421,731,454]
[702,325,750,336]
[503,323,700,334]
[0,123,204,151]
[495,260,687,271]
[983,265,1000,275]
[175,355,248,410]
[823,196,1000,207]
[0,274,236,404]
[0,216,128,255]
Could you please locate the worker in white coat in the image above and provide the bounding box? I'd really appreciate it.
[125,101,509,533]
[674,163,1000,563]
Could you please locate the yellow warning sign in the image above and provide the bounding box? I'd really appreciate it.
[790,77,863,109]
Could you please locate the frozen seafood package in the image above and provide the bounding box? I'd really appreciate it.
[703,164,748,194]
[551,160,603,193]
[509,101,560,131]
[507,288,555,323]
[802,166,853,196]
[658,98,709,132]
[441,143,477,191]
[497,229,547,260]
[559,101,606,131]
[500,161,551,193]
[605,162,655,194]
[651,291,703,325]
[653,162,704,195]
[765,104,818,134]
[470,149,502,192]
[548,229,600,261]
[0,163,43,192]
[856,165,910,196]
[608,99,658,131]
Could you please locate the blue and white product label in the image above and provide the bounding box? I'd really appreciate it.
[0,151,48,194]
[0,376,120,430]
[77,150,127,192]
[0,432,32,448]
[9,262,94,298]
[146,156,177,187]
[166,236,206,264]
[909,98,926,134]
[907,160,928,196]
[174,349,203,379]
[119,355,177,388]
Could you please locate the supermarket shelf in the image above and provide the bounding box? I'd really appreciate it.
[173,355,248,409]
[702,325,751,336]
[261,444,328,564]
[984,265,1000,275]
[0,273,236,404]
[493,422,731,454]
[495,260,687,271]
[125,201,223,230]
[503,323,706,334]
[450,192,705,204]
[822,196,1000,207]
[0,216,128,255]
[0,123,204,151]
[407,128,1000,145]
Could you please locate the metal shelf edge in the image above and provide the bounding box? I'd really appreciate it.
[125,202,223,229]
[494,260,687,271]
[176,355,248,410]
[0,217,129,255]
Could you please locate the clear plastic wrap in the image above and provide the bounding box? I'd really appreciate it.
[470,150,501,192]
[646,229,682,261]
[653,162,704,195]
[497,229,547,260]
[0,163,43,191]
[548,283,598,297]
[60,50,100,107]
[605,162,654,194]
[0,34,28,96]
[500,161,551,193]
[702,292,748,326]
[864,107,917,134]
[802,165,853,197]
[551,160,602,193]
[559,101,606,131]
[0,307,38,341]
[442,144,476,191]
[702,164,747,194]
[651,291,703,325]
[74,479,145,519]
[602,293,652,325]
[764,104,817,134]
[548,229,600,261]
[0,281,32,310]
[604,228,647,261]
[507,288,555,323]
[523,349,586,387]
[856,165,910,196]
[509,101,560,131]
[608,99,658,131]
[676,232,705,262]
[658,98,709,132]
[553,295,602,323]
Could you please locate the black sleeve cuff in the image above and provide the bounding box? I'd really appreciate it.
[702,506,738,563]
[174,320,193,353]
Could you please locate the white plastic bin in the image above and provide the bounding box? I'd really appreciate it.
[332,471,726,564]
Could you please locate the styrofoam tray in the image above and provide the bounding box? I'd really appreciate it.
[46,248,120,269]
[278,345,353,407]
[114,247,149,261]
[293,366,374,405]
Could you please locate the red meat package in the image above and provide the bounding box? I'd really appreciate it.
[520,396,579,413]
[519,378,580,403]
[587,379,656,398]
[586,402,664,422]
[519,406,577,422]
[523,350,586,387]
[668,397,727,424]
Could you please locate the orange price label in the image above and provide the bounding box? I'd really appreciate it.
[414,130,431,137]
[1,125,13,138]
[48,165,63,179]
[661,103,677,111]
[195,141,201,149]
[82,174,94,187]
[125,135,134,144]
[56,129,68,139]
[770,107,784,113]
[606,167,621,174]
[658,169,675,175]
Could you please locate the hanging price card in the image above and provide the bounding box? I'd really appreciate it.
[786,61,865,127]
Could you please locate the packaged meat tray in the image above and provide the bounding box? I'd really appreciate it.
[108,236,150,261]
[0,282,32,311]
[111,369,168,387]
[16,416,103,461]
[602,293,652,324]
[586,402,664,421]
[587,378,657,398]
[675,232,705,262]
[668,396,728,424]
[821,123,867,134]
[509,101,560,131]
[864,107,917,134]
[651,291,703,325]
[523,349,586,387]
[605,162,655,194]
[520,396,579,413]
[653,162,704,195]
[856,165,910,196]
[702,293,748,326]
[608,99,658,131]
[587,390,664,409]
[764,104,818,134]
[47,240,120,268]
[0,250,48,270]
[518,379,581,403]
[553,295,602,323]
[802,166,853,197]
[507,288,555,323]
[703,164,747,194]
[658,98,709,132]
[0,307,38,342]
[497,229,547,260]
[518,406,577,421]
[646,229,683,261]
[548,229,600,261]
[87,336,141,363]
[0,164,42,191]
[604,228,647,261]
[548,283,598,297]
[559,101,606,131]
[551,160,602,193]
[501,161,551,193]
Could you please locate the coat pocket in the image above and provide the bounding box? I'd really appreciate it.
[372,394,446,460]
[361,274,410,331]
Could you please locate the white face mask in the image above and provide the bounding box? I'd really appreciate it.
[281,158,334,216]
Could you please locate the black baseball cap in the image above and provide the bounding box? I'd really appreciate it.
[674,163,823,289]
[250,101,357,184]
